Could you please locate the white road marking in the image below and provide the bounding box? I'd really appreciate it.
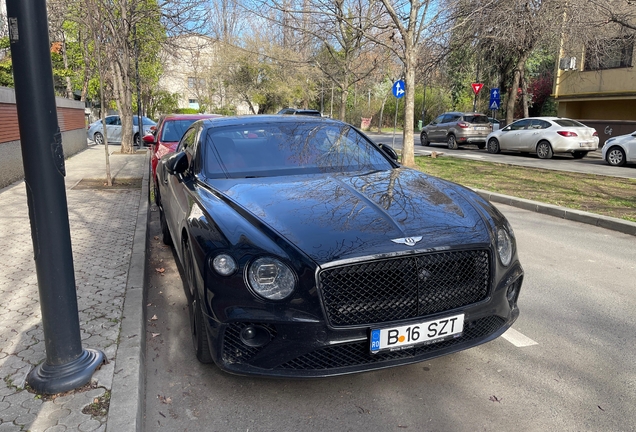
[502,327,538,347]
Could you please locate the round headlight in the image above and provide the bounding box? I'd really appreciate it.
[211,254,238,276]
[496,228,513,267]
[247,257,296,300]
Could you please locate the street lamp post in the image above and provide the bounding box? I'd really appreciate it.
[6,0,104,394]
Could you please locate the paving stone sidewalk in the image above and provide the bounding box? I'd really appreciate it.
[0,145,148,432]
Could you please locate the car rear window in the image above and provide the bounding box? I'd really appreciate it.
[463,115,489,124]
[161,119,199,142]
[554,119,585,127]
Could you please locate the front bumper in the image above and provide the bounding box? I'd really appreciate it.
[203,262,524,377]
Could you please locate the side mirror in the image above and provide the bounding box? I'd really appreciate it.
[142,133,156,145]
[165,152,188,176]
[502,126,511,132]
[378,143,399,162]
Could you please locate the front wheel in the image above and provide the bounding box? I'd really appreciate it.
[572,151,588,159]
[134,133,140,147]
[606,146,626,166]
[159,205,172,246]
[420,132,430,146]
[93,132,104,145]
[183,240,213,364]
[487,138,500,154]
[447,135,458,150]
[536,141,553,159]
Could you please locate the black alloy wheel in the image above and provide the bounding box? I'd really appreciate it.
[420,132,430,146]
[159,205,173,246]
[183,240,213,364]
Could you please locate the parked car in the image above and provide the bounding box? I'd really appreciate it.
[87,115,156,147]
[277,108,322,116]
[156,115,523,377]
[420,112,492,149]
[602,131,636,167]
[486,117,599,159]
[144,113,222,199]
[489,117,501,131]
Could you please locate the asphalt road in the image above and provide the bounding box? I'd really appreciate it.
[365,133,636,179]
[144,201,636,431]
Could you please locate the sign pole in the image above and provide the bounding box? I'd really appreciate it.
[393,98,399,147]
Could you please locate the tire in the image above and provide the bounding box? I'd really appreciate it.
[536,141,553,159]
[572,151,588,159]
[159,205,173,246]
[447,135,458,150]
[183,240,213,364]
[94,132,104,145]
[477,142,486,150]
[134,133,140,147]
[420,132,430,146]
[487,138,500,154]
[606,146,626,167]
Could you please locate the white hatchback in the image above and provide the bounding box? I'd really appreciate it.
[602,131,636,167]
[486,117,599,159]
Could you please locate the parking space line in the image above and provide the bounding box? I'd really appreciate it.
[502,327,538,347]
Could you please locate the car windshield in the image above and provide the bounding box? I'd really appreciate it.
[554,119,585,127]
[161,119,199,142]
[203,122,393,178]
[132,116,156,126]
[463,115,489,124]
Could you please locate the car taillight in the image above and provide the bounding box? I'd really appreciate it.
[457,122,469,128]
[593,130,598,136]
[557,131,578,137]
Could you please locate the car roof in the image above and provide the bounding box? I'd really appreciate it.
[162,114,223,121]
[198,115,342,128]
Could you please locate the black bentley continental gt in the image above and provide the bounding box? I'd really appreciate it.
[156,115,523,377]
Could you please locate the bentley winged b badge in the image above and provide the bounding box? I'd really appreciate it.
[391,236,423,247]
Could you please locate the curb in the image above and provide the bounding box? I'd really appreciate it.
[473,188,636,236]
[106,149,150,432]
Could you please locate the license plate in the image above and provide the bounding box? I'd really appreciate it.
[474,127,487,131]
[370,314,464,353]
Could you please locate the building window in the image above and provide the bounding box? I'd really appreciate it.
[189,99,199,109]
[187,77,206,89]
[584,38,634,71]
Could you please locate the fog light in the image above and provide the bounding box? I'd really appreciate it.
[506,280,521,305]
[212,254,237,276]
[240,325,271,347]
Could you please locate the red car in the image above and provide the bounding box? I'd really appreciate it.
[144,114,222,196]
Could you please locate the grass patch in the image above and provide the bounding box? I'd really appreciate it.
[414,156,636,222]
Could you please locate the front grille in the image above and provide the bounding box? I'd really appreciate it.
[319,250,490,327]
[278,316,505,370]
[222,322,277,364]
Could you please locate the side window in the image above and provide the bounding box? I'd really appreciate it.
[114,117,122,126]
[537,120,552,129]
[509,119,530,130]
[432,115,444,125]
[106,116,117,126]
[179,128,196,153]
[441,114,453,123]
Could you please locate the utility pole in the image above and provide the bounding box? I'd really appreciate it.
[6,0,104,394]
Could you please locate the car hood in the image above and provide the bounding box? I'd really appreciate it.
[203,168,491,264]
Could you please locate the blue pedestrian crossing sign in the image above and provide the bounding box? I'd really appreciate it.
[392,80,405,99]
[489,88,501,110]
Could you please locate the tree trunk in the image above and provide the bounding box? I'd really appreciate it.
[401,50,416,167]
[521,70,529,118]
[339,86,348,122]
[505,52,530,124]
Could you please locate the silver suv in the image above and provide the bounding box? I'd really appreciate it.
[420,112,492,149]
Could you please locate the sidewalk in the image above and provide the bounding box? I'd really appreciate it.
[0,144,149,432]
[0,139,634,432]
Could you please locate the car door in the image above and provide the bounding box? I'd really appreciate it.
[107,116,123,143]
[164,125,200,245]
[499,119,531,150]
[521,119,552,150]
[427,115,444,142]
[439,113,460,138]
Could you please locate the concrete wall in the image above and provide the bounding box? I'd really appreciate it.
[0,86,87,189]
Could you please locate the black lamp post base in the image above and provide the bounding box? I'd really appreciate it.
[27,349,106,395]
